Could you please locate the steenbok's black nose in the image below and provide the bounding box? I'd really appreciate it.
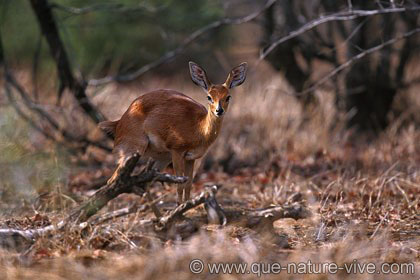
[216,107,224,115]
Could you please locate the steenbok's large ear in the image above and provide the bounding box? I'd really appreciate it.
[224,62,248,89]
[189,61,211,90]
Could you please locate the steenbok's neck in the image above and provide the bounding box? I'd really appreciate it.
[201,108,223,144]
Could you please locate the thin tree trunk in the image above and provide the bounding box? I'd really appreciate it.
[29,0,105,124]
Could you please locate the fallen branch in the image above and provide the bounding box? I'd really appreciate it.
[238,203,310,229]
[0,153,187,250]
[66,155,186,224]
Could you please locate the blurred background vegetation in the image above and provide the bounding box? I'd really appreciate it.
[1,0,225,76]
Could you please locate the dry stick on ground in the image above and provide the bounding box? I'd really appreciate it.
[90,203,149,226]
[155,185,227,231]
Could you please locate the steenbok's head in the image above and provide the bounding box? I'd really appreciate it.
[189,62,247,117]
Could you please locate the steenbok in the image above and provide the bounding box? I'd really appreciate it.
[99,61,247,210]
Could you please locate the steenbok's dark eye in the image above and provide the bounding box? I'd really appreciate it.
[207,96,213,103]
[226,95,232,102]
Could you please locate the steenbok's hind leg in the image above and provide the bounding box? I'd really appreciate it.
[183,160,195,202]
[108,139,163,218]
[171,151,185,204]
[106,150,136,185]
[108,133,149,185]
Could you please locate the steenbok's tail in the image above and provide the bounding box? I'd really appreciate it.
[99,120,118,137]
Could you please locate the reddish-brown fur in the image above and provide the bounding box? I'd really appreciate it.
[117,90,210,152]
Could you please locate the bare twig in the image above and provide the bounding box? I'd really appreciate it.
[260,6,420,60]
[4,82,56,142]
[4,71,112,152]
[50,2,166,15]
[370,212,389,239]
[299,27,420,95]
[90,203,148,226]
[88,0,277,86]
[156,185,226,230]
[318,17,370,57]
